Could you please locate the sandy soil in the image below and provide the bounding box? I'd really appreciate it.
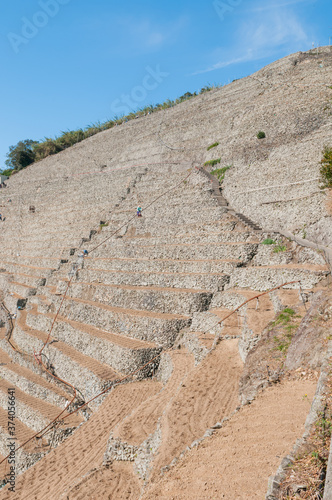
[142,379,316,500]
[0,380,162,500]
[114,350,195,446]
[64,340,243,499]
[148,340,243,482]
[65,462,141,500]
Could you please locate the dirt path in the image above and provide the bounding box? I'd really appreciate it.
[148,339,243,483]
[68,340,243,499]
[142,379,316,500]
[114,350,195,446]
[0,380,161,500]
[64,462,141,500]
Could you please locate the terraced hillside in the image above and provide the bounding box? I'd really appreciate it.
[0,47,331,498]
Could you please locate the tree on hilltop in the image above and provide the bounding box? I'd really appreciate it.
[5,139,39,172]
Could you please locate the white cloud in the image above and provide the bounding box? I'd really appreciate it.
[248,0,316,13]
[115,16,188,51]
[193,53,254,75]
[193,7,311,75]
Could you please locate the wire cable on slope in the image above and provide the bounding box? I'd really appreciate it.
[0,113,311,485]
[0,163,198,472]
[0,279,303,472]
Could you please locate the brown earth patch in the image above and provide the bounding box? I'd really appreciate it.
[141,379,316,500]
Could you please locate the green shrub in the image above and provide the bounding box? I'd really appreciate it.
[211,165,231,182]
[207,142,219,151]
[0,168,14,177]
[34,139,63,161]
[273,244,287,253]
[320,146,332,188]
[5,139,38,171]
[257,131,266,139]
[262,238,276,245]
[204,158,221,167]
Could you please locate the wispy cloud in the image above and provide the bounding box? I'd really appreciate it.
[115,15,188,51]
[193,53,254,75]
[247,0,316,13]
[193,6,311,75]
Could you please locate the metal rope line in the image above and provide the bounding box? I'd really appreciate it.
[0,162,199,471]
[197,280,302,341]
[47,280,304,423]
[0,177,305,475]
[38,166,196,357]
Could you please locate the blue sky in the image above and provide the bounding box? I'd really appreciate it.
[0,0,330,169]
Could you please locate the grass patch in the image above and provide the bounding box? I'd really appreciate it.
[207,142,219,151]
[273,244,287,253]
[210,165,232,182]
[262,238,276,245]
[271,308,300,355]
[320,146,332,189]
[273,334,292,353]
[274,308,296,325]
[204,158,221,167]
[99,222,109,229]
[262,239,287,252]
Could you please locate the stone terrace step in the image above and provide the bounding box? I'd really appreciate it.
[38,296,190,347]
[189,308,243,337]
[117,230,260,246]
[0,348,70,409]
[111,195,220,214]
[114,190,217,209]
[92,241,259,261]
[109,205,224,221]
[82,256,238,275]
[0,378,80,434]
[108,207,227,227]
[7,273,47,288]
[13,312,122,404]
[0,257,61,270]
[24,308,161,376]
[210,287,284,310]
[8,282,37,299]
[55,281,213,315]
[0,261,57,277]
[227,264,329,291]
[75,267,230,292]
[130,218,241,237]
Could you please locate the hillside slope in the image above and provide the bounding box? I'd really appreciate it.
[0,47,331,499]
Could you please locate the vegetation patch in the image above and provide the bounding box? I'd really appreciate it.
[262,238,276,245]
[320,146,332,189]
[211,165,232,182]
[207,142,219,151]
[257,131,266,139]
[270,308,301,356]
[273,244,287,253]
[204,158,221,168]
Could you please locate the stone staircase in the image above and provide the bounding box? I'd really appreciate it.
[0,158,329,489]
[0,162,326,482]
[0,48,330,494]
